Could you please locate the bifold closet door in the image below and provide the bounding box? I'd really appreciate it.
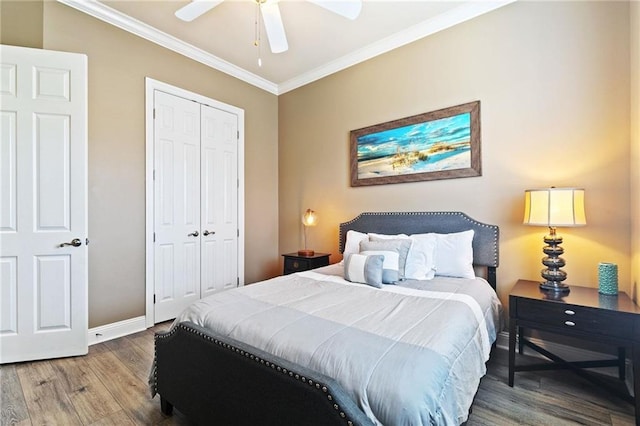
[153,92,239,323]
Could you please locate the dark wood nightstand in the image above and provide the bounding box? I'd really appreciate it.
[509,279,640,424]
[282,252,330,275]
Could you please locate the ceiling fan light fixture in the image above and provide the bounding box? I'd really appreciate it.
[175,0,363,56]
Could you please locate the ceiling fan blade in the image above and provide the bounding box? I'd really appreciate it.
[307,0,362,20]
[175,0,224,22]
[260,1,288,53]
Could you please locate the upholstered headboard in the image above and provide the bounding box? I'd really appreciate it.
[338,212,499,288]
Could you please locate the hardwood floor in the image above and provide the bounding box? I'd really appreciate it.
[467,349,635,426]
[1,324,636,425]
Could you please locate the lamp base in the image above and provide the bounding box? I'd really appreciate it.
[539,281,570,293]
[297,249,315,256]
[538,227,570,294]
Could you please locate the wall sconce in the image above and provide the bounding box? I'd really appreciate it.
[298,209,318,257]
[523,187,586,293]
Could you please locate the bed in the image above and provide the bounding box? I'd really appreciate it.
[151,211,502,425]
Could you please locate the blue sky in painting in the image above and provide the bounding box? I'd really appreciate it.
[357,112,471,161]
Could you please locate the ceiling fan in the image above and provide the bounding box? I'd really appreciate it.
[175,0,362,54]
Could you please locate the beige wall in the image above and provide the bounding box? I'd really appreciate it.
[2,0,635,327]
[632,1,640,299]
[279,1,632,305]
[3,1,280,328]
[0,0,43,48]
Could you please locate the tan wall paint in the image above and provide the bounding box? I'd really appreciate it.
[632,1,640,299]
[3,0,635,328]
[279,1,631,306]
[0,0,43,48]
[37,2,280,328]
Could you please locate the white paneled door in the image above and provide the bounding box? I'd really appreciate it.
[0,45,88,363]
[154,91,201,322]
[153,91,239,323]
[200,104,238,299]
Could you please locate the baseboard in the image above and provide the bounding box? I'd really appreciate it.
[88,316,147,346]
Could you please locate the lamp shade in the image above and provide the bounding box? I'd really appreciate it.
[523,188,586,227]
[301,209,318,227]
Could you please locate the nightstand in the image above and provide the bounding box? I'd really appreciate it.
[509,279,640,424]
[282,252,330,275]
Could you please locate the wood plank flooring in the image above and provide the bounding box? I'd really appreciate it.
[1,324,636,425]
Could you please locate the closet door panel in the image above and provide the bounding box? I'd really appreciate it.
[153,91,201,323]
[201,105,238,297]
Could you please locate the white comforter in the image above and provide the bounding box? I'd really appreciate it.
[174,268,502,425]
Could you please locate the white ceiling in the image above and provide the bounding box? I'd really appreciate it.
[58,0,515,94]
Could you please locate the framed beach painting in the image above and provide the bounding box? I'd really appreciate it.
[350,101,481,187]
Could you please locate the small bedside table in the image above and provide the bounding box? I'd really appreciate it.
[282,252,330,275]
[509,279,640,424]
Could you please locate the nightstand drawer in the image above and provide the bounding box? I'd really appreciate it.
[282,253,330,275]
[284,257,310,273]
[517,299,634,339]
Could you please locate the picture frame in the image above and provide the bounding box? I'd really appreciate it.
[350,101,481,187]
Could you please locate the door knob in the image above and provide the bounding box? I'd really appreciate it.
[188,231,199,237]
[203,230,215,236]
[59,238,82,248]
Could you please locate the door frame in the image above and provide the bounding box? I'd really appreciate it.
[144,77,245,328]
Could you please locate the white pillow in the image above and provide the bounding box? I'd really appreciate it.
[433,230,475,279]
[344,253,384,288]
[343,230,368,260]
[367,232,409,240]
[405,234,437,280]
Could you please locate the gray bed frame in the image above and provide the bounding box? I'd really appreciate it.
[154,211,499,425]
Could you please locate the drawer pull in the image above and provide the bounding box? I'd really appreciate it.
[564,321,575,326]
[564,310,575,315]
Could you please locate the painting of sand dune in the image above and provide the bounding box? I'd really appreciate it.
[350,101,481,186]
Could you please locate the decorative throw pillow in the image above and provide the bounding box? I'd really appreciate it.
[360,238,411,283]
[343,230,368,260]
[369,233,435,281]
[344,253,384,288]
[433,230,475,279]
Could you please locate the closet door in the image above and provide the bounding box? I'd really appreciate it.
[152,90,240,323]
[153,91,201,323]
[200,105,238,299]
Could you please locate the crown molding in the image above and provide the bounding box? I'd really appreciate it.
[278,0,516,94]
[57,0,515,96]
[56,0,279,95]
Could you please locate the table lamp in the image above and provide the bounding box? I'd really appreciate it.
[298,208,318,256]
[523,187,586,293]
